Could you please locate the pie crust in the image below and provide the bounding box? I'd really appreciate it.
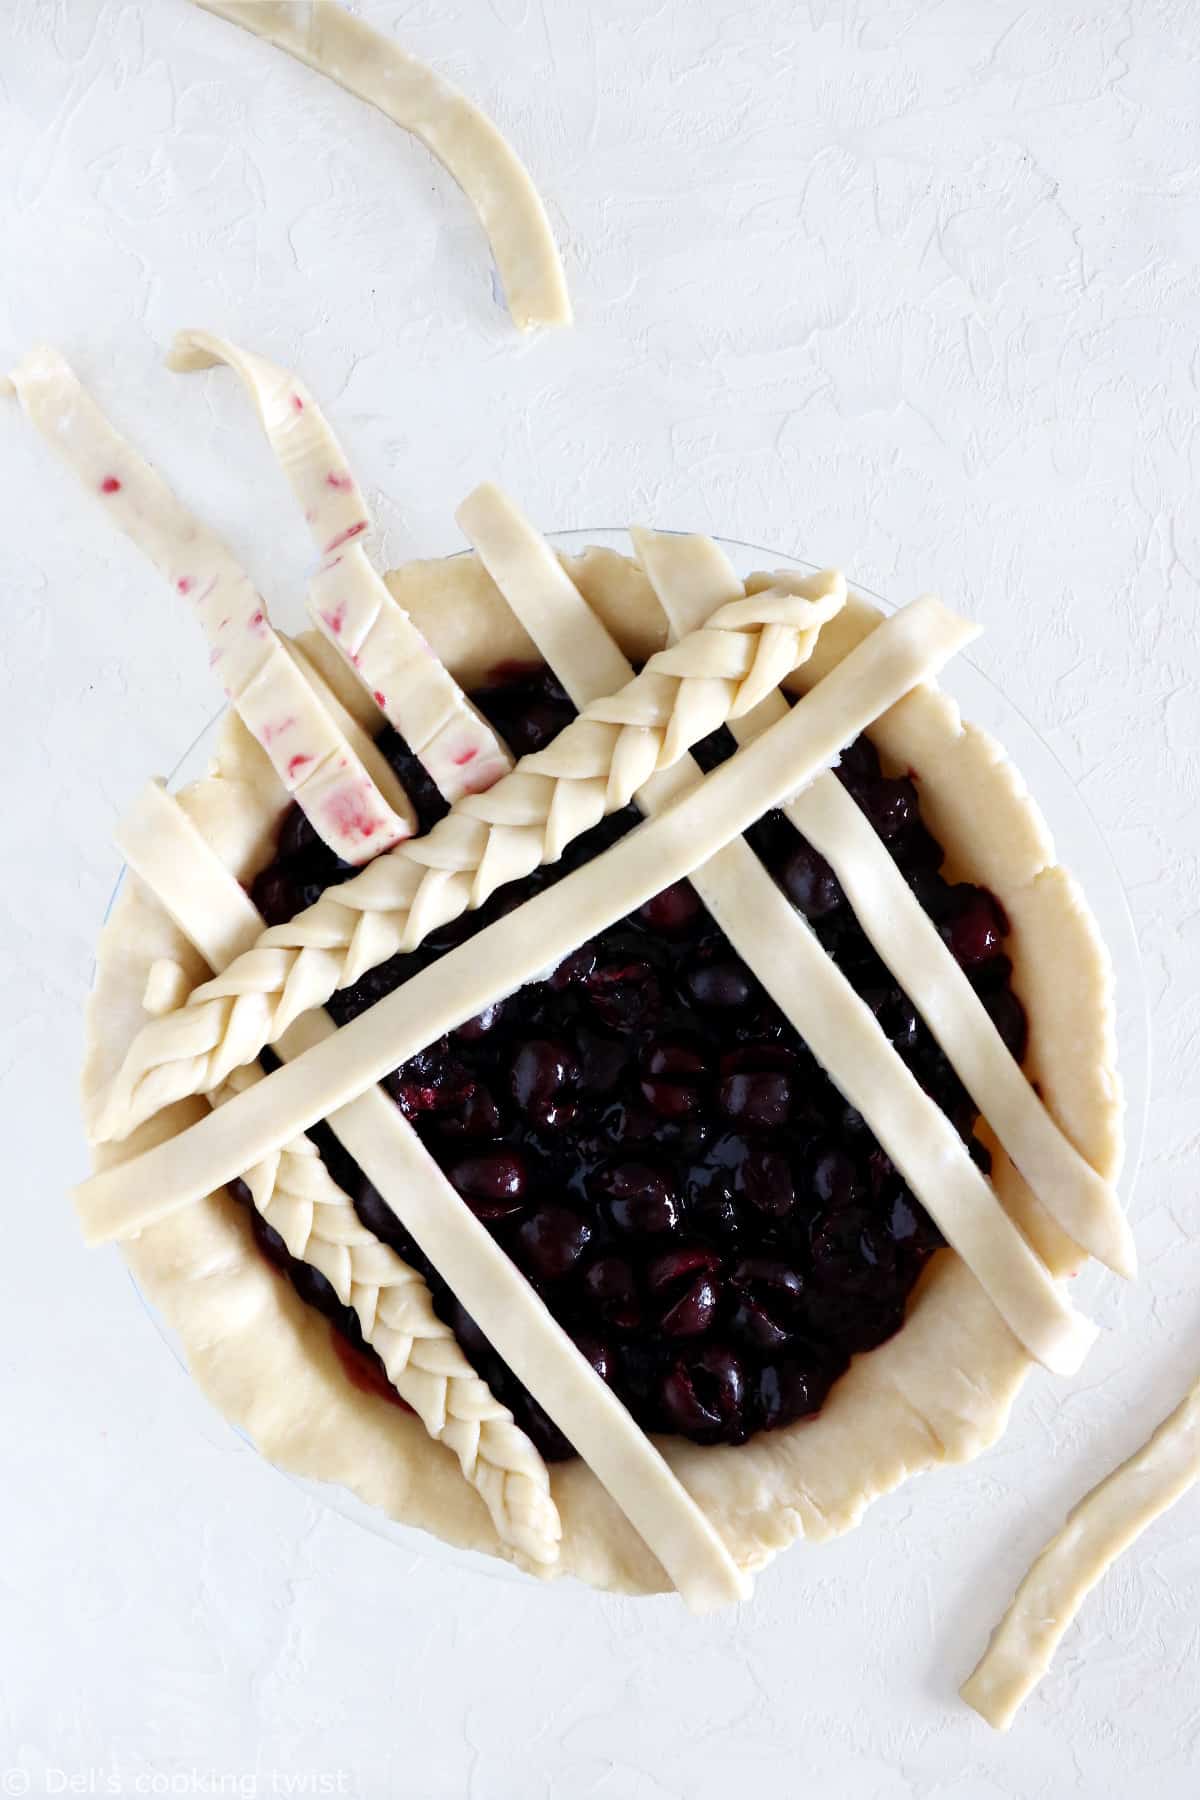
[84,543,1123,1596]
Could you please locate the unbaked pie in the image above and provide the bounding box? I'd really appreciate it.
[12,336,1131,1611]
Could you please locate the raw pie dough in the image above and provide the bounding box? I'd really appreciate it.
[191,0,571,331]
[84,542,1124,1595]
[962,1376,1200,1728]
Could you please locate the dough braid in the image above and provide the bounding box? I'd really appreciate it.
[96,578,844,1142]
[217,1062,562,1566]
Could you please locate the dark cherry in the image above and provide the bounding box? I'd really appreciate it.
[516,1206,593,1282]
[684,960,754,1011]
[811,1207,896,1294]
[851,776,918,840]
[661,1274,721,1337]
[729,1257,805,1351]
[739,1149,795,1217]
[512,1038,576,1109]
[809,1145,861,1210]
[243,694,1026,1457]
[781,840,843,920]
[448,1150,528,1220]
[456,1000,510,1042]
[585,959,661,1030]
[441,1084,503,1138]
[596,1162,681,1236]
[638,881,702,934]
[941,886,1009,967]
[757,1357,829,1429]
[662,1346,746,1439]
[647,1247,723,1335]
[719,1069,793,1130]
[581,1254,642,1330]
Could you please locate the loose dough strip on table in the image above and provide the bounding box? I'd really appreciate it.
[7,347,414,863]
[455,487,1097,1377]
[76,595,979,1214]
[95,579,952,1142]
[191,0,571,331]
[167,331,513,803]
[962,1375,1200,1728]
[631,526,1135,1282]
[91,789,746,1611]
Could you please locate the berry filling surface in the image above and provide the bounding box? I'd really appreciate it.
[236,665,1026,1461]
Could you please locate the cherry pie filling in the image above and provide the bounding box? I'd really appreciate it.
[234,666,1027,1460]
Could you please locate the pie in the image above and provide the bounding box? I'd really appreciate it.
[13,336,1130,1610]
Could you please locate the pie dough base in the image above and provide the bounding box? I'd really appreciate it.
[85,554,1123,1595]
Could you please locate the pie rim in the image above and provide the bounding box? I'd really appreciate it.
[83,546,1123,1597]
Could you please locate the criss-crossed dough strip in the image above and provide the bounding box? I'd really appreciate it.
[107,781,559,1567]
[96,577,851,1143]
[7,347,414,864]
[166,331,513,804]
[455,492,1098,1377]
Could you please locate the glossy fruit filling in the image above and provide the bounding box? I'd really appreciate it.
[234,665,1026,1460]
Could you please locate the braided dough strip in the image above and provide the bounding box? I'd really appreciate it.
[167,332,513,804]
[632,527,1135,1282]
[96,779,559,1566]
[190,1,571,332]
[7,348,413,864]
[96,573,938,1142]
[75,598,1095,1375]
[456,488,1096,1376]
[962,1375,1200,1729]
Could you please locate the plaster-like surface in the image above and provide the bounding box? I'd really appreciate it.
[3,1,1199,1792]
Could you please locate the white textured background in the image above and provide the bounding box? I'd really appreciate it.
[3,0,1199,1793]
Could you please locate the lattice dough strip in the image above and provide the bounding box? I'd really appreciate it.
[455,489,1096,1376]
[7,347,414,865]
[632,526,1135,1283]
[190,1,571,332]
[101,780,560,1568]
[95,576,943,1143]
[167,331,513,804]
[79,602,996,1256]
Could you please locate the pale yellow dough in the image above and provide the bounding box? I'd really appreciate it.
[85,548,1123,1596]
[191,1,570,331]
[962,1378,1200,1729]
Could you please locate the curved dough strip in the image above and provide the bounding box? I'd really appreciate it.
[74,598,980,1213]
[7,347,414,863]
[96,789,746,1611]
[191,0,571,331]
[962,1376,1200,1728]
[631,527,1135,1282]
[455,488,1097,1377]
[167,331,513,803]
